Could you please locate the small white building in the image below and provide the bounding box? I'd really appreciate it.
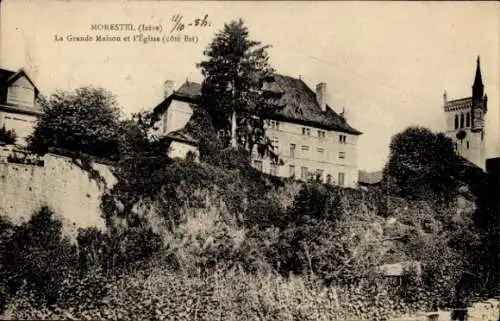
[0,68,42,146]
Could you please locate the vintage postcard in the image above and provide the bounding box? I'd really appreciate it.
[0,1,498,320]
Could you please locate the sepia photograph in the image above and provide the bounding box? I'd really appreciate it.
[0,1,498,320]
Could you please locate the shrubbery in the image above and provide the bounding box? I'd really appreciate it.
[0,126,16,145]
[1,143,497,320]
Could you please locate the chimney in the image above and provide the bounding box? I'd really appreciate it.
[316,82,327,112]
[164,80,175,99]
[340,106,347,120]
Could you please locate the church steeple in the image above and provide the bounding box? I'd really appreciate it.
[472,55,484,100]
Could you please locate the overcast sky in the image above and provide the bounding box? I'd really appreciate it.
[1,1,498,171]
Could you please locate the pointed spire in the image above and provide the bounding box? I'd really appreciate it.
[473,55,483,88]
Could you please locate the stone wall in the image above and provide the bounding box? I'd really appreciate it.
[0,149,116,239]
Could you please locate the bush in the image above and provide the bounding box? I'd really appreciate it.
[1,207,77,308]
[0,126,16,144]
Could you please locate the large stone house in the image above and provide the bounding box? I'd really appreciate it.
[151,74,363,188]
[0,68,42,146]
[443,57,488,170]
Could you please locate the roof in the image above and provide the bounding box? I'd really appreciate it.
[265,74,362,135]
[173,81,202,101]
[0,69,16,85]
[153,74,362,135]
[0,68,40,95]
[358,170,383,185]
[444,97,472,112]
[473,56,483,88]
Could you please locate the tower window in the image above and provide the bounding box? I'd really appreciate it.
[460,113,465,128]
[466,112,471,127]
[454,115,459,129]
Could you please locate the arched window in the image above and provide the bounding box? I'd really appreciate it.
[454,115,459,129]
[460,113,465,128]
[466,112,471,127]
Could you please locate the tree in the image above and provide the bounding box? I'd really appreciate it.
[0,126,16,145]
[27,86,122,160]
[383,126,459,204]
[198,19,282,161]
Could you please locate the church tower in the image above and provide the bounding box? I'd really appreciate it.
[443,56,488,170]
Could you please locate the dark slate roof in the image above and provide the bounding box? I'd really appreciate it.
[0,69,16,85]
[154,74,362,135]
[358,170,383,185]
[267,74,361,135]
[173,81,202,101]
[473,56,483,88]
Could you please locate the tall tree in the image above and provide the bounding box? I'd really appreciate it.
[383,126,459,204]
[27,86,122,160]
[198,19,281,161]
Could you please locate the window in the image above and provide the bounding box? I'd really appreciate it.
[454,115,459,129]
[302,127,311,136]
[318,130,326,139]
[301,166,308,180]
[339,151,346,159]
[290,144,296,158]
[466,112,471,127]
[270,163,278,176]
[269,120,280,130]
[289,165,295,178]
[317,147,325,159]
[460,113,465,128]
[301,145,309,156]
[339,134,347,144]
[253,160,262,171]
[271,137,279,153]
[338,172,345,186]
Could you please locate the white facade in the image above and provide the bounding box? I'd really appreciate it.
[168,140,199,160]
[151,99,193,138]
[253,120,359,187]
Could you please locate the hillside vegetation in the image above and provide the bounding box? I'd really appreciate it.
[1,140,497,320]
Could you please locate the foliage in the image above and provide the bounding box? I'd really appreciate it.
[0,126,16,145]
[1,207,77,308]
[27,86,122,160]
[198,19,282,162]
[383,126,459,204]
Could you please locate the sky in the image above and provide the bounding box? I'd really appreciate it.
[1,1,498,171]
